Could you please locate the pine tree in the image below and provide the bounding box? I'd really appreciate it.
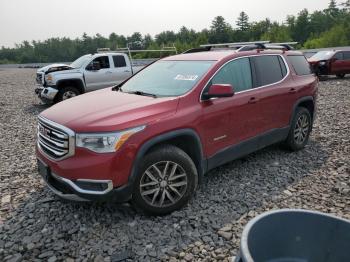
[236,11,250,31]
[327,0,339,16]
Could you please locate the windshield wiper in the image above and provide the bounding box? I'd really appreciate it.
[126,91,157,98]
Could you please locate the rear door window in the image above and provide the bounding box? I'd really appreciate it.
[113,55,127,68]
[343,52,350,60]
[211,57,253,93]
[288,55,312,76]
[251,55,286,86]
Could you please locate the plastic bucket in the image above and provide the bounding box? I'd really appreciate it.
[236,209,350,262]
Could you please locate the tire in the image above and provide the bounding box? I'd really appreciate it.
[284,107,312,151]
[55,86,80,103]
[132,145,198,215]
[336,73,345,79]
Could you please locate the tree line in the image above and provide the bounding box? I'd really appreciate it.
[0,0,349,64]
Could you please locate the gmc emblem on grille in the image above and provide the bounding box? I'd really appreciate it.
[39,126,51,138]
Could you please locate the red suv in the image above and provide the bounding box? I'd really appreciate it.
[308,50,350,78]
[37,44,318,215]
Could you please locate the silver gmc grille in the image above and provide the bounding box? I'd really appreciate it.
[37,116,75,161]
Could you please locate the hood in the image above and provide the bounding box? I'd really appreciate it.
[37,63,73,74]
[40,88,179,133]
[307,59,320,64]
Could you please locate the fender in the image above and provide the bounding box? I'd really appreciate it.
[289,96,315,126]
[128,128,207,186]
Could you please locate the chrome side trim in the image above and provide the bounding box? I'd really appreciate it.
[199,53,291,102]
[51,173,114,195]
[37,115,75,161]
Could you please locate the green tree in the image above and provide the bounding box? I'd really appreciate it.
[236,11,250,31]
[209,16,232,43]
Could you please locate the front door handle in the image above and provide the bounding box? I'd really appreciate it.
[105,71,112,74]
[124,70,131,73]
[289,88,297,94]
[248,97,258,104]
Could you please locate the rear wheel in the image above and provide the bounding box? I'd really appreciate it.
[336,73,345,79]
[56,86,80,103]
[284,107,312,151]
[132,145,198,215]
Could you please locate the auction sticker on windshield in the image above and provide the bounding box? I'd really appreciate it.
[174,75,198,81]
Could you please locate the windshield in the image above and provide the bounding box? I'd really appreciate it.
[70,55,92,68]
[310,51,335,61]
[121,60,214,97]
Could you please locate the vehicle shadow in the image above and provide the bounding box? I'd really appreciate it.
[23,103,51,115]
[318,75,350,81]
[0,138,328,261]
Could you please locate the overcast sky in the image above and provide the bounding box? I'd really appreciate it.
[0,0,331,47]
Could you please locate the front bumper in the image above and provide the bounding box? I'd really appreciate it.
[38,158,133,202]
[35,86,59,103]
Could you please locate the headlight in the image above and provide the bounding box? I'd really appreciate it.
[76,125,146,153]
[45,74,54,84]
[319,61,326,66]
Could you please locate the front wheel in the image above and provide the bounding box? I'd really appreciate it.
[336,73,345,79]
[132,145,198,215]
[55,86,80,103]
[284,107,312,151]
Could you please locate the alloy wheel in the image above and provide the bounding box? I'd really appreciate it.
[62,91,77,100]
[140,161,188,208]
[294,114,309,144]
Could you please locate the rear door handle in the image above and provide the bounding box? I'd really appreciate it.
[289,88,297,94]
[106,71,112,74]
[124,70,131,73]
[248,97,258,104]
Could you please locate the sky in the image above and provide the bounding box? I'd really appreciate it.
[0,0,331,47]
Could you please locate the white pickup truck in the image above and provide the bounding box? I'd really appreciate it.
[35,52,146,103]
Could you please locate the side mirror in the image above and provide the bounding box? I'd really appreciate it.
[203,84,234,100]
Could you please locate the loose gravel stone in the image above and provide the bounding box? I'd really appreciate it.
[0,69,349,261]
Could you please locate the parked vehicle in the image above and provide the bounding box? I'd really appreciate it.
[35,47,176,103]
[308,50,350,78]
[36,42,318,215]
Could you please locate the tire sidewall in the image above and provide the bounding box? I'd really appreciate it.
[287,107,312,151]
[56,86,80,103]
[132,145,198,215]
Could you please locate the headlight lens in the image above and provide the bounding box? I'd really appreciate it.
[319,61,326,66]
[45,74,54,84]
[76,125,146,153]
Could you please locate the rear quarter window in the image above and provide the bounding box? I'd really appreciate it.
[288,55,312,75]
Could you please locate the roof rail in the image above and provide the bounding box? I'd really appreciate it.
[184,41,298,54]
[199,41,270,48]
[266,42,298,50]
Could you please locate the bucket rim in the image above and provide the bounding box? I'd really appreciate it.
[240,208,350,262]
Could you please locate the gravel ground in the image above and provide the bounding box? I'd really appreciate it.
[0,68,349,262]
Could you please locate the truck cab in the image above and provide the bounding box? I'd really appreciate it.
[35,52,139,103]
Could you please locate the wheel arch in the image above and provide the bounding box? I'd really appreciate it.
[129,129,206,186]
[56,78,85,94]
[290,96,315,126]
